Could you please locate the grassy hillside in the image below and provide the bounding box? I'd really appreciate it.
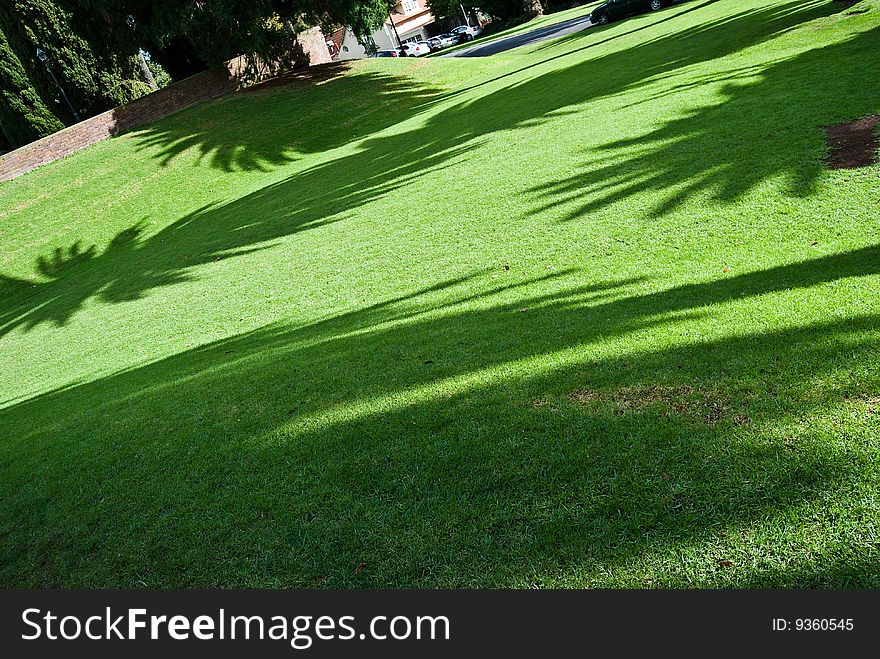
[1,0,879,587]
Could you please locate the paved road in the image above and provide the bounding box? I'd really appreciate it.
[440,13,594,57]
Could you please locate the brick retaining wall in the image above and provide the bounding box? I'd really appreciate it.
[0,27,331,183]
[299,26,333,66]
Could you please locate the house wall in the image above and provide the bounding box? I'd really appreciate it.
[391,0,435,39]
[337,25,398,60]
[335,0,437,59]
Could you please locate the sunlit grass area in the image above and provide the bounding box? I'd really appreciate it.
[1,0,879,587]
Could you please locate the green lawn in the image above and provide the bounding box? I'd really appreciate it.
[1,0,879,588]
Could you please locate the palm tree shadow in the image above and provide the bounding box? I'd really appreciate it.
[531,18,880,218]
[2,245,879,586]
[0,0,858,337]
[129,63,448,172]
[0,221,190,333]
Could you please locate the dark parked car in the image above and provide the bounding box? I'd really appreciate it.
[590,0,671,25]
[373,49,400,57]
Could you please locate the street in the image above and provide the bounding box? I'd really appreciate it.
[440,13,594,57]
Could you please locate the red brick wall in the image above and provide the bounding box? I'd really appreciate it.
[299,26,332,66]
[0,66,238,183]
[0,27,331,183]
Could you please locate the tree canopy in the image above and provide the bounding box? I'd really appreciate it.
[0,0,147,147]
[0,21,64,147]
[428,0,545,26]
[78,0,397,77]
[0,0,396,148]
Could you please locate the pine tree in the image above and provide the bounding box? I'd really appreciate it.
[2,1,148,116]
[0,22,64,148]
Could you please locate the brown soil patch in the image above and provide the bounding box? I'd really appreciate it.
[849,393,880,415]
[825,115,880,169]
[566,385,750,425]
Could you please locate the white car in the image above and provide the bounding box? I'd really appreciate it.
[399,42,431,57]
[451,25,482,39]
[434,34,459,48]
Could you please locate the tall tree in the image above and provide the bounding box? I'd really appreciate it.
[0,0,152,146]
[0,0,398,147]
[3,0,149,110]
[0,22,64,147]
[78,0,397,78]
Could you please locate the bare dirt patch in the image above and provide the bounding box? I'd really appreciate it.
[847,393,880,415]
[825,115,880,169]
[565,385,750,425]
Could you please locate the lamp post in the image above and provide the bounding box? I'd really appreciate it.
[36,47,80,122]
[460,4,471,26]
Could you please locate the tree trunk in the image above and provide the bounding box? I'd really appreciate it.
[523,0,544,19]
[137,51,158,90]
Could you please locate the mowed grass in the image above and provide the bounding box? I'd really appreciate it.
[1,0,880,587]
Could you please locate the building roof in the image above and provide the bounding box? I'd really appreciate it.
[328,26,346,53]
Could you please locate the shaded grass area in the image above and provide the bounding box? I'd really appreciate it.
[1,0,879,587]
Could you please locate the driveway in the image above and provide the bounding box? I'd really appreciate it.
[440,13,594,57]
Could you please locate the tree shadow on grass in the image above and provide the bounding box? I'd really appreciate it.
[128,0,837,178]
[0,0,847,338]
[531,20,880,218]
[530,0,718,54]
[129,63,447,172]
[2,246,879,586]
[1,0,872,588]
[457,0,825,97]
